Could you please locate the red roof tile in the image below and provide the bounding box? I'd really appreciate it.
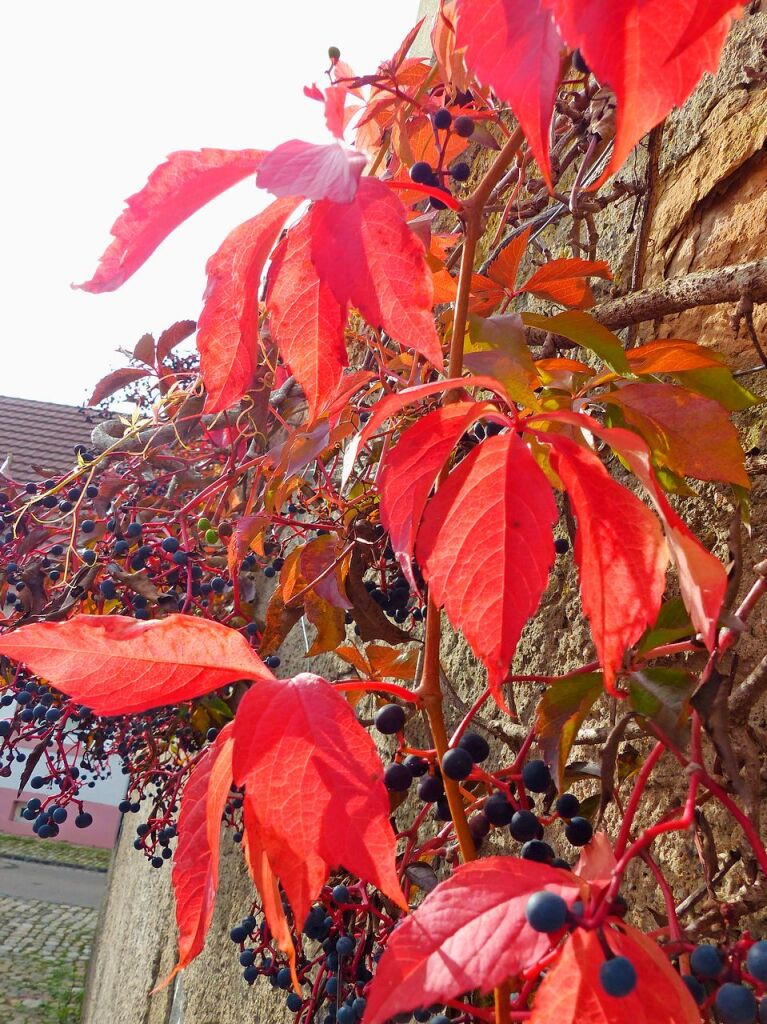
[0,395,108,481]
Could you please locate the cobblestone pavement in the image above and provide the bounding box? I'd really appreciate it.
[0,834,110,872]
[0,892,98,1024]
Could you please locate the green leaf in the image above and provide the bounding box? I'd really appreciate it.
[535,672,603,792]
[628,667,693,743]
[522,310,631,374]
[674,366,763,412]
[465,313,540,409]
[637,597,693,654]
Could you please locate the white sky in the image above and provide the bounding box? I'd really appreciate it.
[1,0,419,405]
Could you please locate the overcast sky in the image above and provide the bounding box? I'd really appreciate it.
[1,0,419,405]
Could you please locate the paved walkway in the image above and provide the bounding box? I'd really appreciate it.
[0,863,101,1024]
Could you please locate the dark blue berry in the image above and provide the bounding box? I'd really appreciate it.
[52,807,67,824]
[332,884,350,904]
[75,812,93,828]
[432,108,452,130]
[276,967,292,989]
[404,755,428,777]
[485,793,514,826]
[520,839,555,863]
[453,115,474,137]
[715,983,757,1024]
[555,793,580,817]
[409,161,434,185]
[239,949,255,967]
[554,537,570,555]
[525,891,568,933]
[161,537,179,553]
[441,747,473,781]
[384,762,412,792]
[458,731,490,763]
[747,941,767,983]
[690,944,723,979]
[599,956,637,997]
[565,816,593,846]
[417,775,444,802]
[522,759,551,793]
[325,977,338,997]
[230,925,249,943]
[337,1008,355,1024]
[681,975,705,1005]
[336,935,355,956]
[286,992,303,1012]
[374,703,405,735]
[510,810,539,842]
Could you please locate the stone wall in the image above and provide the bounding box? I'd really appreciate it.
[82,7,767,1022]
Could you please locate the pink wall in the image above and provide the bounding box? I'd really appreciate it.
[0,787,121,849]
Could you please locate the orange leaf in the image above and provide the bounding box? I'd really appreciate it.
[519,258,612,309]
[626,339,724,374]
[487,227,531,291]
[606,382,749,486]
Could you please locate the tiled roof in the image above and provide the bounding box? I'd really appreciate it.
[0,395,107,482]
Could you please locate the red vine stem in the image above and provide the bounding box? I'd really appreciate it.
[417,128,526,1024]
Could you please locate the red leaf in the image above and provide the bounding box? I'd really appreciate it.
[266,214,348,423]
[530,923,701,1024]
[231,672,406,926]
[378,402,496,588]
[257,140,367,203]
[0,614,274,716]
[197,197,301,413]
[520,258,612,309]
[160,724,235,987]
[455,0,564,187]
[603,425,727,651]
[530,410,727,650]
[242,794,297,980]
[75,149,265,292]
[574,830,617,889]
[88,367,150,406]
[364,857,583,1024]
[416,434,557,700]
[310,177,444,369]
[133,332,155,366]
[541,0,742,180]
[156,319,197,364]
[605,382,749,486]
[547,434,668,692]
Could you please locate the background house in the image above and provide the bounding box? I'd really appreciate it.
[0,394,123,848]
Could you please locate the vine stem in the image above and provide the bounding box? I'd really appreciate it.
[417,127,526,1024]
